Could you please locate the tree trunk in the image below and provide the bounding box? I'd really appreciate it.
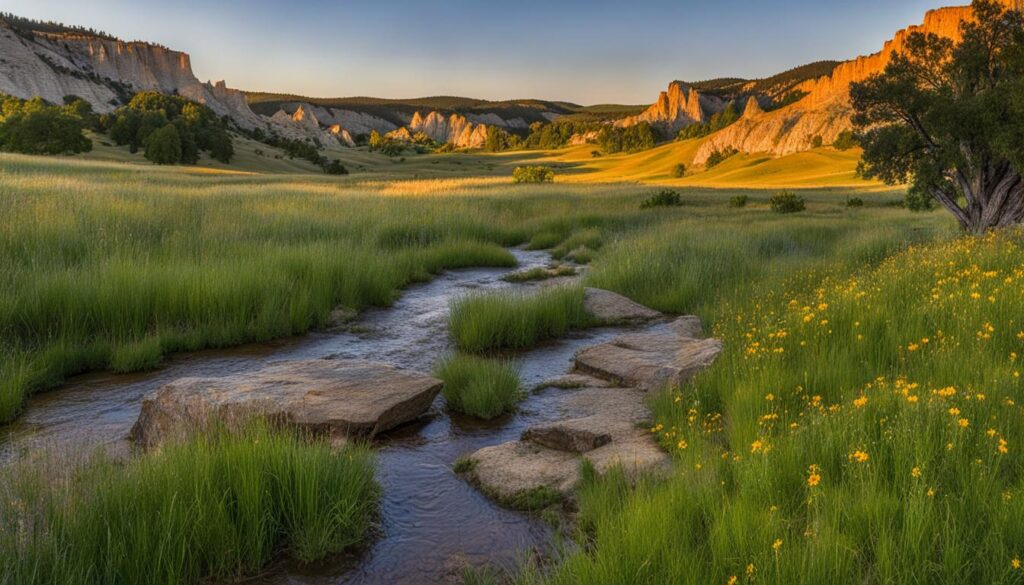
[941,166,1024,233]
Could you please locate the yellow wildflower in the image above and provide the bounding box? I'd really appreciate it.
[772,538,783,551]
[849,450,869,463]
[911,467,921,478]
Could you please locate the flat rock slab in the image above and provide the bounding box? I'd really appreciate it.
[523,416,612,453]
[575,321,722,391]
[132,359,442,448]
[534,373,612,390]
[583,288,661,324]
[465,441,580,504]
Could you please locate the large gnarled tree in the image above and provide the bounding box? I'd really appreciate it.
[851,0,1024,233]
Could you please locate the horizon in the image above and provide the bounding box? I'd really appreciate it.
[4,0,954,105]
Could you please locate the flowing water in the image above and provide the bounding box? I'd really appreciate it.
[0,249,644,584]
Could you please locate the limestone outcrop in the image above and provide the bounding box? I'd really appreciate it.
[616,81,726,132]
[460,312,721,508]
[691,3,1002,164]
[131,359,443,448]
[408,111,488,148]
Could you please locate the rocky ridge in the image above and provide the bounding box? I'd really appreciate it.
[690,2,1007,164]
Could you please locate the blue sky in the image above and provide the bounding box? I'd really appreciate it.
[6,0,953,104]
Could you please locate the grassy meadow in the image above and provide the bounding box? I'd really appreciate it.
[7,144,1024,583]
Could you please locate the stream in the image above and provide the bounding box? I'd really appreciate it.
[0,249,645,584]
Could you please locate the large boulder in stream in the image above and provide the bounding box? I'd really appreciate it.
[131,359,442,448]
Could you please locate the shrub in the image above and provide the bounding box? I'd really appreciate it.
[0,423,379,583]
[0,95,92,155]
[769,190,806,213]
[833,129,859,150]
[729,195,749,208]
[671,163,686,178]
[449,286,592,352]
[324,159,349,175]
[144,123,183,165]
[590,150,602,158]
[434,354,524,419]
[705,147,739,169]
[811,135,824,148]
[640,189,682,209]
[846,196,865,207]
[512,166,555,184]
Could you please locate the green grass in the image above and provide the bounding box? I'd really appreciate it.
[434,353,524,419]
[0,423,379,584]
[502,265,577,283]
[0,155,662,423]
[449,286,592,352]
[516,228,1024,584]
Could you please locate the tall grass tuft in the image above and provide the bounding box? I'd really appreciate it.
[434,354,524,419]
[449,286,592,352]
[0,423,379,584]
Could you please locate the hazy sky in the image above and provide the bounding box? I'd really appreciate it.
[6,0,954,104]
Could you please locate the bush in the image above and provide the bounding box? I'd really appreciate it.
[769,190,806,213]
[671,163,686,178]
[0,423,379,583]
[811,135,824,148]
[705,147,739,169]
[833,129,859,151]
[449,286,592,352]
[144,123,182,165]
[0,95,92,155]
[729,194,749,208]
[434,354,524,419]
[590,150,602,158]
[640,189,683,209]
[846,196,865,207]
[324,159,349,175]
[512,165,555,184]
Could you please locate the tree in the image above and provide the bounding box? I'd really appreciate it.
[851,0,1024,232]
[144,123,182,164]
[0,95,91,155]
[324,159,348,175]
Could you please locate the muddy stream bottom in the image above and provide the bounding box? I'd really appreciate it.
[0,249,652,584]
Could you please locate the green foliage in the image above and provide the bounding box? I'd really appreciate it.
[0,422,378,584]
[524,119,601,150]
[143,123,182,165]
[729,194,749,208]
[671,163,686,178]
[833,129,859,151]
[598,122,662,154]
[769,190,806,213]
[449,286,592,352]
[705,147,739,169]
[434,354,524,419]
[851,0,1024,232]
[484,126,515,152]
[104,91,233,164]
[0,95,92,155]
[324,159,349,175]
[677,103,741,140]
[502,265,577,283]
[905,184,939,212]
[640,189,683,209]
[811,135,824,148]
[513,165,555,184]
[846,196,865,208]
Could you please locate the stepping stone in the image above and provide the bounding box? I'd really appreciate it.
[131,359,443,448]
[463,441,580,505]
[523,416,613,453]
[534,373,611,390]
[574,321,722,391]
[583,288,661,324]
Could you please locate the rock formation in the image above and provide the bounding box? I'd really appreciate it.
[131,359,443,448]
[616,81,727,132]
[690,2,1007,164]
[460,294,722,508]
[407,111,489,148]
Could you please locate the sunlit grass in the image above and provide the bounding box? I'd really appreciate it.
[449,286,592,353]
